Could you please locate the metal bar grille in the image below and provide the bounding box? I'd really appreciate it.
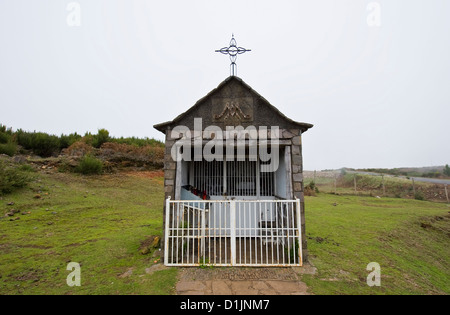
[192,160,274,197]
[192,160,223,196]
[164,199,302,267]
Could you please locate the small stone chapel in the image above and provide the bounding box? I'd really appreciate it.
[154,37,313,267]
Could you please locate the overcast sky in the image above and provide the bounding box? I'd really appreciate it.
[1,0,449,170]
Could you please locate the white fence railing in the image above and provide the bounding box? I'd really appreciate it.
[164,198,302,267]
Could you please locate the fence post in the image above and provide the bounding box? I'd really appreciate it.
[382,175,386,196]
[230,200,236,266]
[354,175,357,194]
[412,178,416,196]
[201,206,206,260]
[445,184,449,204]
[164,197,171,266]
[334,173,337,194]
[295,197,303,267]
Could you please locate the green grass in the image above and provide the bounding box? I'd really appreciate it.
[1,169,449,295]
[0,171,176,295]
[306,172,447,202]
[302,193,450,295]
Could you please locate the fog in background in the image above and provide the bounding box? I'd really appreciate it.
[1,0,449,170]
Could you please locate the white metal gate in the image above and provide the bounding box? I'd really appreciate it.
[164,198,303,267]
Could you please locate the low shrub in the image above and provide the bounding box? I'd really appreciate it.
[93,129,110,148]
[99,142,164,167]
[81,129,110,148]
[112,136,164,148]
[422,171,441,178]
[0,124,165,162]
[0,124,13,144]
[59,133,82,150]
[304,181,319,196]
[16,130,60,157]
[0,142,17,156]
[414,191,425,201]
[444,164,450,177]
[17,164,36,172]
[65,141,94,157]
[0,162,32,194]
[0,132,11,144]
[76,155,103,175]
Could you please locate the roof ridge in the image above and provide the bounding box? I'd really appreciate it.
[154,76,313,134]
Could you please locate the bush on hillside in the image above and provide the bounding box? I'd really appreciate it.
[0,124,165,162]
[444,164,450,177]
[16,130,60,157]
[99,142,164,166]
[65,141,95,157]
[112,136,164,148]
[0,125,13,141]
[0,132,11,144]
[0,162,32,195]
[0,142,17,157]
[76,155,103,175]
[93,129,110,148]
[414,191,425,201]
[59,133,82,150]
[304,181,319,196]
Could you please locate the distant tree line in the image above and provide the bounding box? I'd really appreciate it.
[360,166,450,179]
[444,164,450,177]
[0,124,163,158]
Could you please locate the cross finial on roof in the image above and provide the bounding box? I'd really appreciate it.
[215,35,251,77]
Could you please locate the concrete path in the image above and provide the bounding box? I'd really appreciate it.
[176,265,316,295]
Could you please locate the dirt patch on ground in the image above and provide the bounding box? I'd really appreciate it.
[0,243,12,254]
[361,202,404,208]
[63,238,103,248]
[125,170,164,179]
[14,269,43,282]
[139,235,161,255]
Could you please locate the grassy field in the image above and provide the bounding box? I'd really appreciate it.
[1,169,449,295]
[0,170,176,295]
[303,194,449,294]
[304,171,449,202]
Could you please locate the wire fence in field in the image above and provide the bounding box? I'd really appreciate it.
[303,170,450,203]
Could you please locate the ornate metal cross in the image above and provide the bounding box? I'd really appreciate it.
[215,35,251,77]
